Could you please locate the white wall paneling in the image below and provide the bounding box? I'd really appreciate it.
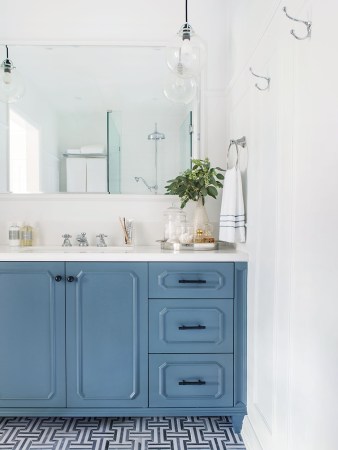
[228,0,338,449]
[227,9,295,450]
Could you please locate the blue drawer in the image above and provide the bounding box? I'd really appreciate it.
[149,263,234,298]
[149,299,233,353]
[149,354,233,407]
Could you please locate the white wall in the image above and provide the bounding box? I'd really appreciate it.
[226,0,338,449]
[0,0,230,240]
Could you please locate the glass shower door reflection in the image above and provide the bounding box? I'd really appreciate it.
[107,111,121,194]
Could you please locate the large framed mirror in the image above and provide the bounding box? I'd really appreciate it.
[0,45,200,194]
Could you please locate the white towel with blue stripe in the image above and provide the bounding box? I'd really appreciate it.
[219,166,246,243]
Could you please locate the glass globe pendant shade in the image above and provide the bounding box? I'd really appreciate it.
[0,59,25,103]
[166,24,206,79]
[163,72,197,104]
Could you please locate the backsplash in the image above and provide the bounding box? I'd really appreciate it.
[0,194,221,247]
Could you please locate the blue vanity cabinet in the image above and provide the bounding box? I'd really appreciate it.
[0,262,66,408]
[65,262,148,407]
[148,262,247,433]
[0,259,246,432]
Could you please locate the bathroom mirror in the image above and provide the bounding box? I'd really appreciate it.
[0,45,199,194]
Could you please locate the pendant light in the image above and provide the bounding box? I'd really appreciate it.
[166,0,206,79]
[0,46,25,104]
[163,72,197,104]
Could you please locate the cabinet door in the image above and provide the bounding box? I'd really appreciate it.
[0,262,66,407]
[66,262,148,407]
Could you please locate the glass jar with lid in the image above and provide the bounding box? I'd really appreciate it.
[163,204,187,243]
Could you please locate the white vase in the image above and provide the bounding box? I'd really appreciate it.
[193,197,209,233]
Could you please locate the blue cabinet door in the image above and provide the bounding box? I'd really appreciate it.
[66,262,148,407]
[0,262,66,407]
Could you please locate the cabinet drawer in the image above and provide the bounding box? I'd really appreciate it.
[149,354,233,407]
[149,263,234,298]
[149,299,233,353]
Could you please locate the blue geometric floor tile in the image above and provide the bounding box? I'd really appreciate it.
[0,417,245,450]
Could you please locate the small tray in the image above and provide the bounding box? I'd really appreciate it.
[160,241,218,251]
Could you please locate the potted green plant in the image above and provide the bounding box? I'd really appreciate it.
[165,158,225,235]
[165,158,225,207]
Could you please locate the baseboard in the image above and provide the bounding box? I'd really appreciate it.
[241,416,264,450]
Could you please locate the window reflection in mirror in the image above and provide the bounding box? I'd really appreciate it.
[9,110,40,193]
[1,45,199,194]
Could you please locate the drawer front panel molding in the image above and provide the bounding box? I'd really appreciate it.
[149,263,234,299]
[149,299,233,353]
[149,354,234,407]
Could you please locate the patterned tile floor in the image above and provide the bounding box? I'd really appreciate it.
[0,417,245,450]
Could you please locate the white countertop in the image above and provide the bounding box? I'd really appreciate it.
[0,246,248,262]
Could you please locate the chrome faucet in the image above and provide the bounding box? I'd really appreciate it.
[76,232,89,246]
[62,234,72,247]
[96,234,108,247]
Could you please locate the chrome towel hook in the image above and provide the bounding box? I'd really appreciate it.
[230,136,247,148]
[249,67,270,91]
[283,6,312,40]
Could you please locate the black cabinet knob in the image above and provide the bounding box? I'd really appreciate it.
[67,276,75,282]
[54,275,62,282]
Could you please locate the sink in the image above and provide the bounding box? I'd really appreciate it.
[18,246,134,253]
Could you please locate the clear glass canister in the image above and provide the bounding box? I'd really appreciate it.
[8,223,21,246]
[163,205,186,242]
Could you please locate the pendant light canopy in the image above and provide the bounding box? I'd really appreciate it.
[166,0,206,79]
[0,46,25,104]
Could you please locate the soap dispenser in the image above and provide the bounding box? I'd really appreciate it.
[20,223,33,247]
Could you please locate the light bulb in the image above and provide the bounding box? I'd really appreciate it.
[0,59,25,104]
[163,73,197,104]
[166,24,206,78]
[3,70,12,85]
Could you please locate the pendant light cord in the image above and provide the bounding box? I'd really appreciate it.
[5,45,8,59]
[185,0,188,23]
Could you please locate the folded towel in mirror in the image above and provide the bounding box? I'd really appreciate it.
[80,144,105,154]
[65,149,81,154]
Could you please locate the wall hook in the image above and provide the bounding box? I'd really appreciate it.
[283,6,312,40]
[249,67,270,91]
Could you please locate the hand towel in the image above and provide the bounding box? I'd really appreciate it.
[219,166,246,243]
[80,144,105,154]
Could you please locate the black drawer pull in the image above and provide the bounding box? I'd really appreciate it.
[179,379,206,386]
[54,275,63,282]
[67,276,76,282]
[178,325,206,330]
[178,279,207,284]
